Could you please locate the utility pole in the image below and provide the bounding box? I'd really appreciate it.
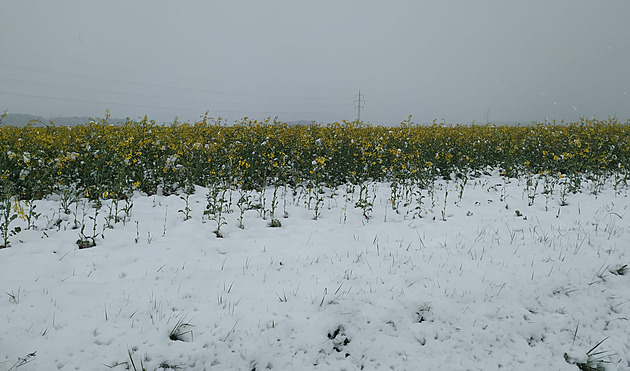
[354,90,365,122]
[485,108,491,124]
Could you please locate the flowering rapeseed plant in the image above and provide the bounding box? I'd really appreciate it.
[0,116,628,204]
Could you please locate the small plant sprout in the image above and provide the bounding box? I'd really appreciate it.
[269,217,282,228]
[126,347,147,371]
[415,302,433,323]
[162,205,168,237]
[276,290,288,302]
[319,287,328,307]
[6,287,20,304]
[222,319,239,342]
[169,315,194,342]
[610,264,627,276]
[564,337,612,371]
[158,361,184,370]
[7,351,36,371]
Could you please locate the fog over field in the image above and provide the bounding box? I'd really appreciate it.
[1,1,629,124]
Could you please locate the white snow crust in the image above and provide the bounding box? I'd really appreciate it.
[1,173,629,370]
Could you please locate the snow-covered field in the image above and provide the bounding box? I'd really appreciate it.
[1,173,629,370]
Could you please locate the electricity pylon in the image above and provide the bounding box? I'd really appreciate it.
[354,90,365,122]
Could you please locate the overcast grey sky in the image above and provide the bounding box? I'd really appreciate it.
[1,1,629,124]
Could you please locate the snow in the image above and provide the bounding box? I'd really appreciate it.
[1,173,629,370]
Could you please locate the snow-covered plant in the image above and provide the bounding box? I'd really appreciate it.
[459,176,468,203]
[341,183,354,223]
[389,180,402,213]
[541,173,555,211]
[525,173,539,206]
[559,176,570,206]
[564,337,611,371]
[355,182,374,220]
[269,182,281,227]
[312,183,325,221]
[126,347,147,371]
[104,199,117,229]
[178,193,192,221]
[6,351,36,370]
[427,178,437,210]
[441,181,449,221]
[76,224,96,249]
[0,196,20,248]
[610,263,627,276]
[281,184,289,219]
[119,197,133,225]
[56,186,79,215]
[407,183,425,219]
[205,183,230,237]
[20,199,40,230]
[169,315,194,342]
[76,200,101,249]
[235,188,249,229]
[414,302,433,323]
[5,288,19,304]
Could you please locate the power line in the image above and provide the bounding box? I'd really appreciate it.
[0,77,349,108]
[0,91,348,116]
[1,49,339,101]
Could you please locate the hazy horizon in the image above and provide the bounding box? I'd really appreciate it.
[2,1,629,125]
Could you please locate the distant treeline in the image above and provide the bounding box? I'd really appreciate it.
[1,113,127,127]
[1,113,314,127]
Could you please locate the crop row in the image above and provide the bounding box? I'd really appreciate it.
[1,116,629,202]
